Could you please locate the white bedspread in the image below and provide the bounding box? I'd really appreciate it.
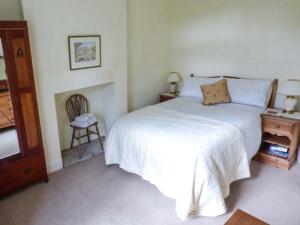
[105,97,263,219]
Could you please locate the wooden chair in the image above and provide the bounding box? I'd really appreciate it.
[66,94,104,158]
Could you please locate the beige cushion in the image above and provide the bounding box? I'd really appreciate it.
[200,79,231,105]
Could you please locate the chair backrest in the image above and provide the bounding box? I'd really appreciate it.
[65,94,89,122]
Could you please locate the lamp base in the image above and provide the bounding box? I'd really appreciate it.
[282,109,295,114]
[169,82,177,95]
[283,96,297,114]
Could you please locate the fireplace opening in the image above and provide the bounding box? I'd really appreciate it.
[55,82,115,167]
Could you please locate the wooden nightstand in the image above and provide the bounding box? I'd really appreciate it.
[254,109,300,170]
[159,92,178,103]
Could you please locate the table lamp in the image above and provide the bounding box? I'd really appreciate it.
[279,79,300,114]
[167,72,181,95]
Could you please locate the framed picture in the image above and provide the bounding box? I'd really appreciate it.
[68,35,101,70]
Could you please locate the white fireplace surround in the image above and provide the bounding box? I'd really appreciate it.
[44,68,127,174]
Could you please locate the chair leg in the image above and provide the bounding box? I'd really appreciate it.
[95,124,104,150]
[70,128,75,149]
[77,129,83,158]
[86,128,90,143]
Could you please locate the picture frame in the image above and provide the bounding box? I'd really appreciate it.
[68,35,101,70]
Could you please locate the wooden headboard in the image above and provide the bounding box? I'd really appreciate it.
[189,74,278,108]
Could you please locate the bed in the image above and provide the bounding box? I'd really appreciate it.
[105,77,278,219]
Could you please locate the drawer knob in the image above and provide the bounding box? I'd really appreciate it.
[274,124,280,129]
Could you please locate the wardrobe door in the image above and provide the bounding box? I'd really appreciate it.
[4,29,44,156]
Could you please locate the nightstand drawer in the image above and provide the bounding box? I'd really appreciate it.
[254,151,295,170]
[263,118,295,138]
[255,152,287,169]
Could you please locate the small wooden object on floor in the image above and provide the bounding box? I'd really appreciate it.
[254,109,300,170]
[225,209,269,225]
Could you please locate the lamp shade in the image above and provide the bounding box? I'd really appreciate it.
[167,72,181,83]
[279,79,300,96]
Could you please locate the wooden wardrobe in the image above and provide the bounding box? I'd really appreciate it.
[0,21,48,197]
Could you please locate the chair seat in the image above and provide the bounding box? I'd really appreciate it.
[70,114,98,128]
[71,122,98,129]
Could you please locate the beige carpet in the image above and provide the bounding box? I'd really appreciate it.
[0,155,300,225]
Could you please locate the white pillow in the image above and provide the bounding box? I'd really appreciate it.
[226,78,273,108]
[179,77,222,99]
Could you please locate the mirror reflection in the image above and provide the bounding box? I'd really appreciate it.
[0,38,20,159]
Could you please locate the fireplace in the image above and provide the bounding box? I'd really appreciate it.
[54,82,115,167]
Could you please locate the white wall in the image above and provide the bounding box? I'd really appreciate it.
[168,0,300,110]
[22,0,127,173]
[127,0,170,111]
[0,0,22,20]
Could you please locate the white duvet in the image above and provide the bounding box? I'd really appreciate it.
[105,97,263,219]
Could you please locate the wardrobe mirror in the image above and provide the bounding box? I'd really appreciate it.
[0,38,20,159]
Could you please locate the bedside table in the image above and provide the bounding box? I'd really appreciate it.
[159,92,178,103]
[254,109,300,170]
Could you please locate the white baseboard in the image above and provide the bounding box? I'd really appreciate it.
[46,158,63,174]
